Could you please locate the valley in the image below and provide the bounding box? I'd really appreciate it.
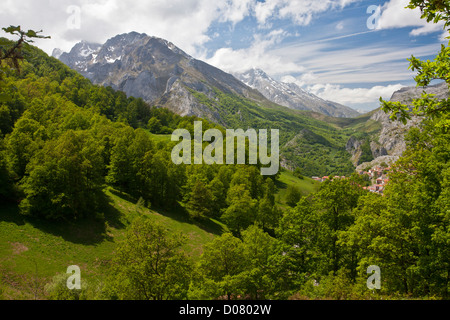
[54,32,400,177]
[1,0,449,302]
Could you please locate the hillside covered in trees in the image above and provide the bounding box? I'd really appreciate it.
[1,0,449,300]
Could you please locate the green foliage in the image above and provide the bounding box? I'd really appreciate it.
[407,0,450,28]
[187,87,356,177]
[191,226,285,300]
[285,185,301,207]
[0,138,14,202]
[44,273,89,300]
[0,26,49,105]
[221,184,257,235]
[359,139,374,164]
[147,116,162,133]
[293,167,304,179]
[257,196,281,231]
[185,179,214,219]
[236,225,280,299]
[193,232,246,300]
[275,178,366,296]
[360,2,450,297]
[106,217,193,300]
[381,1,450,125]
[293,270,372,300]
[1,11,449,299]
[19,130,104,219]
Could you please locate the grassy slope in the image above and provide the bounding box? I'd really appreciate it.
[0,187,221,299]
[275,170,320,210]
[0,169,314,299]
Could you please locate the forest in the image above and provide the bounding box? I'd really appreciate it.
[0,0,449,300]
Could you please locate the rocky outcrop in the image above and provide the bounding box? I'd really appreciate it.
[370,141,388,158]
[355,82,448,169]
[355,155,399,172]
[369,107,419,157]
[345,136,363,166]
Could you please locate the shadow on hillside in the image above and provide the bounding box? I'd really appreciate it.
[107,188,136,206]
[0,203,26,226]
[274,179,288,190]
[0,192,126,245]
[108,188,225,236]
[155,205,225,236]
[195,217,226,236]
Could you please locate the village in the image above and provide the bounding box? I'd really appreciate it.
[312,165,391,195]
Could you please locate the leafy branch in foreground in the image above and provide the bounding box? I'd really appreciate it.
[1,25,50,69]
[407,0,450,29]
[0,25,50,102]
[380,0,450,125]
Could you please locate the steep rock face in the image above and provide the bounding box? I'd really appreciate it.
[370,141,388,159]
[345,136,387,166]
[59,41,102,73]
[235,68,360,118]
[353,82,448,168]
[369,108,418,158]
[54,32,270,123]
[345,136,363,166]
[345,136,362,153]
[369,82,448,157]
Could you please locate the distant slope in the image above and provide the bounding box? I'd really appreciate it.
[234,68,360,118]
[185,87,357,176]
[330,82,449,169]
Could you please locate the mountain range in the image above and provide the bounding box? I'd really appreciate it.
[53,31,446,175]
[53,32,359,122]
[54,32,274,125]
[234,68,360,118]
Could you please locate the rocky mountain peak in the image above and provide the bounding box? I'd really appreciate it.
[54,32,270,121]
[51,48,63,59]
[234,68,360,118]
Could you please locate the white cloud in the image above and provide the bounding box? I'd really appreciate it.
[0,0,363,56]
[307,83,405,105]
[269,40,441,84]
[204,30,305,75]
[216,0,253,25]
[378,0,445,36]
[254,0,279,26]
[440,30,450,42]
[0,0,255,55]
[281,72,317,87]
[0,0,441,111]
[280,73,406,109]
[253,0,360,27]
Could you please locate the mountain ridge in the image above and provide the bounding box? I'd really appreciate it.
[53,32,274,124]
[53,33,359,121]
[234,68,360,118]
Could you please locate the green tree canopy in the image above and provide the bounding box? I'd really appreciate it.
[107,218,192,300]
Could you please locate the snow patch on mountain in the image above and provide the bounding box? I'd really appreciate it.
[235,69,360,118]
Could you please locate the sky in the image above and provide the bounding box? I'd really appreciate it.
[0,0,447,112]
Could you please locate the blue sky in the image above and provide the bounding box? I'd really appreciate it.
[1,0,447,111]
